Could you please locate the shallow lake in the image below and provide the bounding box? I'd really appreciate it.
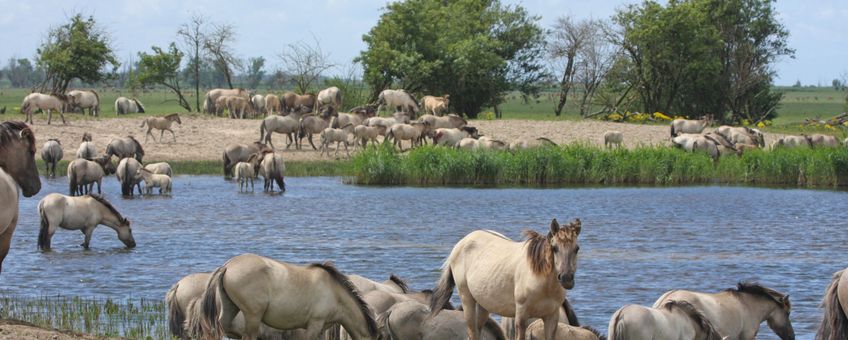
[2,175,846,339]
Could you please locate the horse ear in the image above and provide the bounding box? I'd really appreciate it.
[19,128,33,140]
[549,219,560,234]
[571,218,582,236]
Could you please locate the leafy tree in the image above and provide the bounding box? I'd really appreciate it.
[36,14,119,93]
[244,57,266,89]
[134,43,192,111]
[6,58,36,88]
[357,0,545,118]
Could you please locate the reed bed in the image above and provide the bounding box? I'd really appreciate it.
[351,143,848,188]
[0,295,169,339]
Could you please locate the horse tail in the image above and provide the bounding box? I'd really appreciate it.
[165,282,186,339]
[483,317,507,340]
[429,263,455,318]
[139,119,147,128]
[68,163,78,196]
[204,94,214,114]
[563,297,580,326]
[134,99,145,113]
[121,161,132,196]
[818,269,848,340]
[37,200,50,250]
[335,89,342,109]
[115,99,122,115]
[260,120,266,142]
[608,307,625,340]
[193,266,227,339]
[222,151,231,178]
[670,122,676,138]
[90,89,100,115]
[388,274,410,293]
[272,155,284,192]
[376,306,395,340]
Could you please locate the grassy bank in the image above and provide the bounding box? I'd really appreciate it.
[351,144,848,188]
[0,295,168,339]
[36,159,352,177]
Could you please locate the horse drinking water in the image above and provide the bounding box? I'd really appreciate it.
[37,194,135,250]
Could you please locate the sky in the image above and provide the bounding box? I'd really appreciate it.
[0,0,845,86]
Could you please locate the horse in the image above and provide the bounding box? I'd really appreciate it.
[76,138,97,160]
[320,122,354,158]
[282,92,317,113]
[363,289,449,316]
[166,272,290,340]
[67,89,100,116]
[204,88,249,114]
[222,142,271,178]
[40,139,63,177]
[250,94,266,117]
[188,253,378,340]
[264,94,282,115]
[603,131,623,148]
[652,282,794,340]
[433,126,481,147]
[349,274,411,295]
[37,193,135,250]
[116,157,144,196]
[140,114,181,143]
[144,162,172,177]
[714,126,763,148]
[259,112,302,149]
[379,300,504,340]
[807,134,841,147]
[527,321,604,340]
[353,125,380,150]
[670,116,712,137]
[0,121,40,273]
[21,92,69,125]
[773,135,812,149]
[817,268,848,340]
[258,151,285,192]
[387,121,428,151]
[509,138,557,151]
[115,97,145,114]
[422,95,450,116]
[106,136,144,162]
[608,300,723,340]
[136,168,172,195]
[377,89,419,118]
[228,96,254,119]
[430,219,582,340]
[298,113,332,150]
[67,156,114,196]
[316,86,342,113]
[501,298,579,340]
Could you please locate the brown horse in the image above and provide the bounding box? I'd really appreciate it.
[0,121,40,273]
[282,91,317,113]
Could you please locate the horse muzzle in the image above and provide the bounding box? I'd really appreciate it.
[558,273,574,289]
[124,239,137,249]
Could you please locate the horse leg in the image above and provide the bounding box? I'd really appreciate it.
[0,216,17,273]
[309,134,318,150]
[59,110,67,125]
[169,129,177,142]
[160,129,166,143]
[81,226,94,249]
[344,140,350,157]
[47,109,52,125]
[459,290,483,340]
[541,312,559,340]
[302,320,326,340]
[514,308,530,340]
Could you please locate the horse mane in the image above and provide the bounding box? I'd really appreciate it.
[89,89,100,102]
[536,137,557,146]
[308,262,378,337]
[522,230,553,275]
[47,138,61,145]
[818,269,848,340]
[727,281,791,311]
[164,113,180,120]
[127,136,145,157]
[661,300,722,340]
[133,99,145,112]
[580,326,606,340]
[400,89,419,106]
[387,274,410,293]
[86,194,127,223]
[0,121,34,153]
[82,132,92,142]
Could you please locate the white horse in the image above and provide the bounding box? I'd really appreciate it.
[135,168,172,195]
[144,162,173,177]
[21,93,69,125]
[603,131,623,148]
[377,89,419,118]
[670,116,712,137]
[608,300,724,340]
[115,97,145,114]
[316,86,342,113]
[67,89,100,116]
[250,94,266,117]
[37,193,135,250]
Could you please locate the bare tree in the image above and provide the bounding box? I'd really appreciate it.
[549,16,592,116]
[278,37,334,94]
[177,14,206,111]
[204,23,242,89]
[575,20,618,116]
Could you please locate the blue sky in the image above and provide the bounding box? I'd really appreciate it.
[0,0,844,86]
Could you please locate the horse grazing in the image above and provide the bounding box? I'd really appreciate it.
[509,138,557,151]
[377,89,419,118]
[106,136,144,162]
[41,139,63,177]
[37,194,135,250]
[259,113,302,149]
[115,97,145,114]
[140,114,181,143]
[258,151,285,192]
[204,88,249,114]
[817,268,848,340]
[144,162,172,177]
[117,157,144,196]
[264,94,282,115]
[773,135,812,149]
[21,92,69,125]
[653,282,794,340]
[77,140,97,160]
[188,253,378,340]
[808,134,841,147]
[714,126,764,148]
[282,92,317,113]
[0,121,40,273]
[430,219,582,340]
[349,274,411,295]
[422,95,450,116]
[67,156,114,196]
[136,168,172,195]
[379,300,504,340]
[316,86,342,113]
[670,116,712,137]
[603,131,623,148]
[608,300,723,340]
[67,89,100,116]
[222,142,271,178]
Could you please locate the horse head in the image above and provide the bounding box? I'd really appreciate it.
[118,218,136,248]
[548,218,581,289]
[0,122,41,197]
[95,156,117,175]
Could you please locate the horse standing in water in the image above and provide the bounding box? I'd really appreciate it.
[608,300,724,340]
[0,121,41,273]
[818,268,848,340]
[37,194,135,250]
[430,218,582,340]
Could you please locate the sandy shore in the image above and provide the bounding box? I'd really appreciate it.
[0,319,116,340]
[24,115,784,162]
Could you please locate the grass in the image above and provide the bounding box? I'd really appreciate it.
[0,295,168,339]
[351,143,848,188]
[36,159,353,177]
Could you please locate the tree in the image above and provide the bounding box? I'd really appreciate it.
[357,0,545,118]
[6,58,36,88]
[574,20,618,116]
[244,57,266,89]
[278,38,334,94]
[549,16,592,116]
[178,14,207,111]
[204,23,242,89]
[36,14,119,93]
[134,43,192,111]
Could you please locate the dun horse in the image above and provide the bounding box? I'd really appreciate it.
[67,89,100,116]
[608,300,723,340]
[106,136,144,162]
[68,156,115,196]
[0,121,41,273]
[140,113,181,143]
[117,157,144,196]
[37,194,135,250]
[40,138,63,177]
[188,253,378,340]
[377,89,419,118]
[222,142,271,178]
[817,268,848,340]
[21,93,69,125]
[115,97,145,114]
[430,219,582,340]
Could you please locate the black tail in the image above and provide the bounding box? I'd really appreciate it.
[670,123,676,138]
[563,297,580,326]
[429,265,455,318]
[165,283,186,338]
[483,317,507,340]
[196,266,227,339]
[121,161,132,196]
[68,165,78,196]
[818,269,848,340]
[388,274,410,293]
[272,155,285,192]
[37,202,50,250]
[222,152,231,178]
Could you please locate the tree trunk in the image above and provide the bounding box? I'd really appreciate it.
[194,42,200,112]
[554,52,577,116]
